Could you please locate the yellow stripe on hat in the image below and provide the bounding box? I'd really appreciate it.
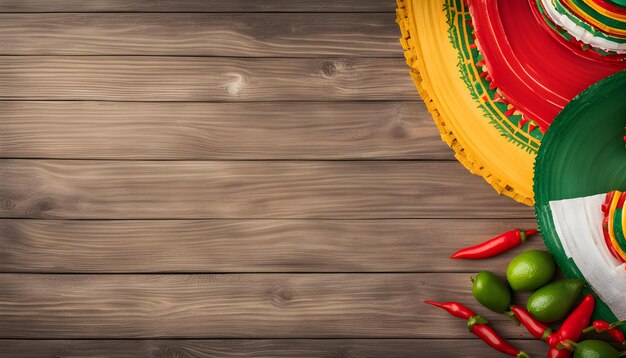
[582,0,626,22]
[395,0,536,205]
[608,190,626,260]
[564,0,626,36]
[621,192,626,243]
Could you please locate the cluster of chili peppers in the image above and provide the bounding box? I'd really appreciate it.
[425,300,530,357]
[429,293,626,356]
[582,319,626,344]
[513,294,595,358]
[510,294,626,357]
[438,228,626,356]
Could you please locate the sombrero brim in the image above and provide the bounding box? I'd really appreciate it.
[397,0,626,205]
[397,0,536,205]
[535,69,626,329]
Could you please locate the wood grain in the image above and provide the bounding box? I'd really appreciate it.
[0,101,449,160]
[0,14,400,57]
[0,219,542,273]
[0,273,536,339]
[0,57,415,101]
[0,1,395,12]
[0,1,547,354]
[0,160,534,219]
[0,339,549,357]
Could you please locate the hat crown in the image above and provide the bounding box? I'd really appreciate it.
[534,0,626,57]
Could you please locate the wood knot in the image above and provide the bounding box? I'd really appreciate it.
[276,289,293,301]
[267,287,294,307]
[26,198,55,217]
[319,60,348,79]
[224,72,247,96]
[3,199,16,210]
[321,61,337,77]
[36,199,54,212]
[392,126,407,139]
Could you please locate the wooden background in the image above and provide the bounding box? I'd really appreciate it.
[0,1,550,356]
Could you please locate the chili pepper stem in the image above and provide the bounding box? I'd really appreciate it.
[583,319,626,333]
[503,310,520,325]
[521,229,539,242]
[557,340,577,351]
[542,329,554,343]
[610,320,626,329]
[426,299,527,356]
[467,315,489,331]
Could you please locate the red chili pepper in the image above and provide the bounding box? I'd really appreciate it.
[547,346,572,358]
[471,324,529,357]
[582,319,626,344]
[423,300,476,319]
[450,229,539,259]
[606,327,624,345]
[549,294,595,357]
[555,295,595,343]
[425,300,529,357]
[510,305,555,342]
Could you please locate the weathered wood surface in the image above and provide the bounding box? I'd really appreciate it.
[0,14,400,57]
[0,160,533,219]
[0,57,415,101]
[0,273,535,339]
[0,339,549,358]
[0,1,547,356]
[0,219,542,273]
[0,101,449,160]
[0,1,395,12]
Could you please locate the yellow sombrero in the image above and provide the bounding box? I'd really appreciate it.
[396,0,626,205]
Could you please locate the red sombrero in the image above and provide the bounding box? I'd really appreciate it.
[470,0,626,133]
[397,0,626,205]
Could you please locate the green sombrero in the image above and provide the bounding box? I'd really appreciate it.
[535,69,626,328]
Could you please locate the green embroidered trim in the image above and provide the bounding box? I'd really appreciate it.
[535,0,626,58]
[444,0,542,153]
[566,0,626,30]
[614,208,626,254]
[606,0,626,8]
[544,0,626,41]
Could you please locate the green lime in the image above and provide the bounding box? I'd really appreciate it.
[471,271,511,313]
[506,250,555,291]
[572,340,621,358]
[527,278,583,322]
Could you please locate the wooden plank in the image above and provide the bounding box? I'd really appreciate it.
[0,1,394,13]
[0,101,449,160]
[0,14,400,57]
[0,339,549,357]
[0,57,415,101]
[0,219,542,273]
[0,273,537,338]
[0,160,534,219]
